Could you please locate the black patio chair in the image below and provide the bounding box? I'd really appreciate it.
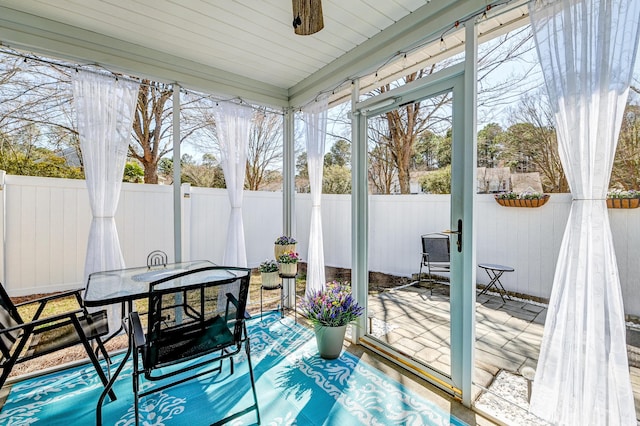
[0,282,115,400]
[146,250,168,268]
[129,266,260,426]
[417,233,451,293]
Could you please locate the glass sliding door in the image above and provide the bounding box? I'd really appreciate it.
[355,64,471,398]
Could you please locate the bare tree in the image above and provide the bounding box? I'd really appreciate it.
[0,51,82,177]
[611,103,640,189]
[360,25,537,194]
[246,108,283,190]
[129,81,173,184]
[501,93,568,193]
[128,81,207,184]
[373,70,452,194]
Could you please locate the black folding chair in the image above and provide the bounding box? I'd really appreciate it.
[129,266,260,426]
[417,233,451,293]
[0,283,115,400]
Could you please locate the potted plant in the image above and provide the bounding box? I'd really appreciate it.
[494,190,550,208]
[299,281,364,359]
[274,235,297,260]
[259,259,279,288]
[607,189,640,209]
[277,250,300,277]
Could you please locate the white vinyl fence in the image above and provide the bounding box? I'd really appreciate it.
[1,174,639,316]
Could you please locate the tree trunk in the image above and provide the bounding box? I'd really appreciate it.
[144,162,158,184]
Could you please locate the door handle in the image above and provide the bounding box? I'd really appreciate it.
[442,219,462,252]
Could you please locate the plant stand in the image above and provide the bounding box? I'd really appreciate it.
[260,273,297,321]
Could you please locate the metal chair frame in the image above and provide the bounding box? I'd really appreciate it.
[0,283,114,400]
[129,266,260,426]
[417,233,451,293]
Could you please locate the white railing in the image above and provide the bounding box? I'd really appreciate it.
[2,174,639,316]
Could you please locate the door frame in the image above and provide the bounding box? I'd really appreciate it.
[351,59,476,403]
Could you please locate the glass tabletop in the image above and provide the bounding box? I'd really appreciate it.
[84,260,239,306]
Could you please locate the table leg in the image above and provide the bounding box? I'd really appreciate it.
[96,311,133,426]
[478,269,511,303]
[280,284,285,319]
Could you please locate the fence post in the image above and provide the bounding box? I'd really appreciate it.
[181,183,191,261]
[0,171,5,285]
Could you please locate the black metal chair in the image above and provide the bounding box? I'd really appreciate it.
[0,283,115,400]
[146,250,168,268]
[129,266,260,426]
[417,233,451,293]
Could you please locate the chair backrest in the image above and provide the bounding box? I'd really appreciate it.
[144,266,251,369]
[421,233,450,263]
[0,283,23,359]
[147,250,168,268]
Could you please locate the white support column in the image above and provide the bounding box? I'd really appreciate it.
[460,20,478,407]
[283,109,296,308]
[172,84,182,262]
[351,79,368,343]
[283,109,296,237]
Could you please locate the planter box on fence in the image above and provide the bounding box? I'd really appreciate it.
[494,194,550,208]
[607,198,640,209]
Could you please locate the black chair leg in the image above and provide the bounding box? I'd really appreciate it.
[72,318,117,402]
[133,373,140,426]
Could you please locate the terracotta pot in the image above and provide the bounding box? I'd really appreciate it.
[607,198,640,209]
[261,271,280,289]
[314,324,347,359]
[274,243,296,260]
[279,262,297,277]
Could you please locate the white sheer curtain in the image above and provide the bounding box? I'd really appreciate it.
[303,97,328,296]
[529,1,640,424]
[213,102,252,268]
[72,72,139,331]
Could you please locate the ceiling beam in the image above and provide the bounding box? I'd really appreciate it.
[0,6,289,108]
[288,0,498,107]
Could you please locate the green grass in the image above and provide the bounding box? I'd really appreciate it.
[13,271,308,321]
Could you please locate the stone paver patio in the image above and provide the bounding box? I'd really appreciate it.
[366,283,640,423]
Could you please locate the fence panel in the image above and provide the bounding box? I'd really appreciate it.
[3,176,640,316]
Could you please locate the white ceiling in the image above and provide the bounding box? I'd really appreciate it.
[0,0,530,107]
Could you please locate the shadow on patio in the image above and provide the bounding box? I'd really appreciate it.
[366,281,640,424]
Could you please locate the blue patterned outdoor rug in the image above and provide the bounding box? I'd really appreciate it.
[0,312,467,425]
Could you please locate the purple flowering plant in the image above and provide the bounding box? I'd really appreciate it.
[300,281,364,327]
[274,235,297,245]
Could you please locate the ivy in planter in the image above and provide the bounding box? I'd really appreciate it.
[494,191,550,208]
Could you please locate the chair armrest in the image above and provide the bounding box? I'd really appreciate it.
[129,312,146,349]
[14,289,84,308]
[0,309,85,334]
[225,293,239,309]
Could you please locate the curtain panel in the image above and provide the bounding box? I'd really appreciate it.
[212,102,252,268]
[529,0,640,424]
[303,97,329,296]
[72,72,139,331]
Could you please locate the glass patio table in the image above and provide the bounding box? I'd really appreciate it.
[84,260,244,426]
[83,259,226,308]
